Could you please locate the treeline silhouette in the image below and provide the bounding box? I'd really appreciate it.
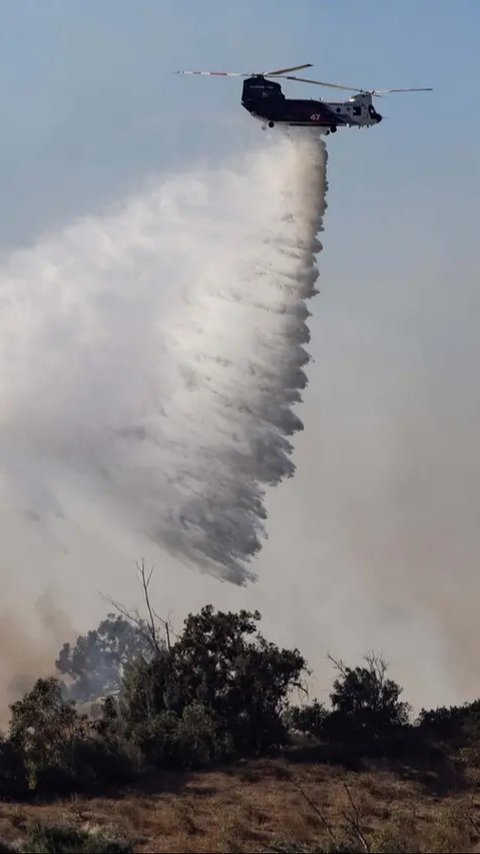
[0,593,479,803]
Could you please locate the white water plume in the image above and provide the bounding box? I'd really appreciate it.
[0,130,328,584]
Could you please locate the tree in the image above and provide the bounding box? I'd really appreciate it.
[120,605,306,761]
[418,700,480,745]
[10,678,82,767]
[56,613,152,702]
[324,652,410,743]
[288,700,327,739]
[9,678,135,794]
[9,677,84,790]
[57,560,172,703]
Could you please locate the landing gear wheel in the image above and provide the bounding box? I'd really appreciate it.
[330,125,337,134]
[268,121,275,128]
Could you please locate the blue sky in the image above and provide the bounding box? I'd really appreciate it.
[0,0,478,250]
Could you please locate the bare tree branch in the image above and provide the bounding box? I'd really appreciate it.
[136,558,161,655]
[98,593,146,635]
[363,651,388,688]
[293,779,337,846]
[152,606,178,651]
[99,559,173,656]
[327,653,349,678]
[341,783,371,853]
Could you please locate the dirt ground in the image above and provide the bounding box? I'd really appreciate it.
[0,755,479,853]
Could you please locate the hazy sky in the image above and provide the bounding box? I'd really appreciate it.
[1,0,478,247]
[1,1,479,709]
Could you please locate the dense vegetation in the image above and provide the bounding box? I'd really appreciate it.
[1,598,478,801]
[1,578,479,851]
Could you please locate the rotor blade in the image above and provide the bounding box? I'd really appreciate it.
[276,75,365,92]
[371,87,433,95]
[264,63,313,77]
[175,70,246,77]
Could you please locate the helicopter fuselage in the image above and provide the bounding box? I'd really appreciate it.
[242,76,382,131]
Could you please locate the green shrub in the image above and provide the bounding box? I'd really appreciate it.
[130,702,228,769]
[66,736,137,790]
[31,762,77,797]
[129,710,179,767]
[0,737,28,800]
[323,654,410,746]
[418,701,480,746]
[20,822,133,853]
[26,736,137,796]
[9,678,84,777]
[266,839,365,853]
[8,677,137,795]
[175,701,229,767]
[288,701,327,739]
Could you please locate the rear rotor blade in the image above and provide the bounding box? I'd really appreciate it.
[264,63,312,76]
[370,87,433,95]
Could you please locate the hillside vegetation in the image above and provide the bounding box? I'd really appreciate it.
[1,568,479,852]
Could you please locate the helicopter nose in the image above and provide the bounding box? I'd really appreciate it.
[376,113,383,123]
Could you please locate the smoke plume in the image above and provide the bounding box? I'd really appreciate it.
[0,131,327,584]
[0,588,74,727]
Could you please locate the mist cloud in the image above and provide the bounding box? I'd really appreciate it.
[0,131,327,584]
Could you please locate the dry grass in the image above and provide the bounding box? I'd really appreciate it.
[0,757,479,853]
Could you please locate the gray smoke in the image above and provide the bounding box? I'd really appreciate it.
[0,130,328,583]
[0,587,74,728]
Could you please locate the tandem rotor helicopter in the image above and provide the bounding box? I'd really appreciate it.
[176,63,432,134]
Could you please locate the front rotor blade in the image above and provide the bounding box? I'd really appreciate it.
[264,63,313,76]
[175,70,246,77]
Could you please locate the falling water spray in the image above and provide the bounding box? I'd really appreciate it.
[0,130,328,583]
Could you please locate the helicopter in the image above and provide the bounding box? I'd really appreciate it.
[176,64,432,134]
